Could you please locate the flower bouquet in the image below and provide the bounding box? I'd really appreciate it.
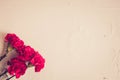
[0,33,45,80]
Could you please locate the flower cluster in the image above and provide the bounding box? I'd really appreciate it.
[4,33,45,79]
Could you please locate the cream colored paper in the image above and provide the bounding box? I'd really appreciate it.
[0,0,120,80]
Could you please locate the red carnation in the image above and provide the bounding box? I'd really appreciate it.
[19,46,36,61]
[12,40,25,52]
[3,33,45,80]
[7,58,27,78]
[5,33,25,53]
[5,33,19,43]
[30,52,45,72]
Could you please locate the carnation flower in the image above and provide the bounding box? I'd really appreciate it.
[12,40,25,53]
[7,58,27,78]
[0,33,45,80]
[5,33,19,43]
[30,52,45,72]
[5,33,25,52]
[19,46,36,61]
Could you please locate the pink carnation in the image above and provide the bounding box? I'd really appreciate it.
[5,33,25,53]
[19,46,36,61]
[12,40,25,52]
[30,52,45,72]
[5,33,19,43]
[4,33,45,79]
[7,58,27,78]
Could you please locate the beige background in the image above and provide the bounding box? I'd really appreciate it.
[0,0,120,80]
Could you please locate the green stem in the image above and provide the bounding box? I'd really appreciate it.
[6,75,15,80]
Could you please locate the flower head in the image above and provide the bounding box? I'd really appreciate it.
[30,52,45,72]
[19,46,36,61]
[7,58,27,78]
[5,33,19,43]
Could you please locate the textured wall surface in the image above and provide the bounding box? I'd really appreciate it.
[0,0,120,80]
